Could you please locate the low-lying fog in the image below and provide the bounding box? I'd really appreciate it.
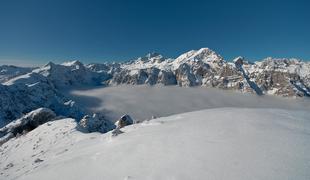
[67,85,310,122]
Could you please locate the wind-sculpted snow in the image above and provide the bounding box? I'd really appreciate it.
[1,108,309,180]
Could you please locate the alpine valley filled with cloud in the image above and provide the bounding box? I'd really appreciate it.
[0,48,310,180]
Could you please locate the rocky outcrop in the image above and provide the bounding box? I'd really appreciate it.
[0,108,56,145]
[78,113,115,133]
[111,114,134,136]
[115,114,134,129]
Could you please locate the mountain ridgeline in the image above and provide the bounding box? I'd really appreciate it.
[99,48,310,97]
[0,48,309,126]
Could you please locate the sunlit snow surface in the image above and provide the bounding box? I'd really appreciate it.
[68,85,310,122]
[1,108,310,180]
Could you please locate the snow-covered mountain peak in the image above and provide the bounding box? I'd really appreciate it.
[172,48,224,69]
[43,61,56,68]
[36,62,59,75]
[176,47,221,60]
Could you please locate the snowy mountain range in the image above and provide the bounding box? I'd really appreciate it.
[2,48,310,97]
[106,48,310,97]
[0,48,309,126]
[0,48,310,179]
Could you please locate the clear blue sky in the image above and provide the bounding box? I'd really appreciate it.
[0,0,309,66]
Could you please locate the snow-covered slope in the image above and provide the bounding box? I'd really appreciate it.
[0,71,84,127]
[0,65,34,83]
[1,108,309,180]
[0,60,112,127]
[0,108,56,145]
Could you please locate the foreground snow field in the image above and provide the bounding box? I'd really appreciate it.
[68,85,310,122]
[1,108,309,180]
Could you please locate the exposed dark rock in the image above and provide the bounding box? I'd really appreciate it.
[0,108,56,145]
[115,114,134,129]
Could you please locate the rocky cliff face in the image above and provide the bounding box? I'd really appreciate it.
[242,57,310,97]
